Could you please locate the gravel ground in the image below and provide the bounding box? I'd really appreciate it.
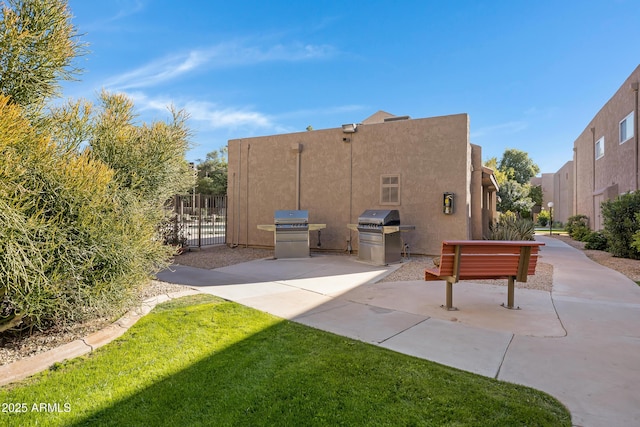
[174,245,273,269]
[4,237,638,366]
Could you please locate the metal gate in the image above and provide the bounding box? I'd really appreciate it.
[170,194,227,248]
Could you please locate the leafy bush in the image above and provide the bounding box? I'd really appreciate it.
[602,192,640,259]
[565,214,590,241]
[537,210,550,227]
[0,93,191,334]
[488,212,536,241]
[0,3,193,334]
[631,213,640,254]
[584,231,608,251]
[90,91,193,205]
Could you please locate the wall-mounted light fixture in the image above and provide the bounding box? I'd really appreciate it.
[341,123,358,133]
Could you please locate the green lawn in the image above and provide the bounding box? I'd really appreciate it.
[0,294,571,426]
[535,228,567,235]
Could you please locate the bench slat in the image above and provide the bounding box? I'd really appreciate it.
[423,240,545,310]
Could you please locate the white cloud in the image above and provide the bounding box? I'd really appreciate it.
[124,92,276,131]
[78,1,147,33]
[112,91,364,138]
[105,40,337,90]
[273,104,366,121]
[524,106,560,119]
[104,50,211,90]
[184,100,273,129]
[109,1,145,23]
[470,120,528,138]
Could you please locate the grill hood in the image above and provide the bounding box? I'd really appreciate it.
[274,210,309,225]
[357,209,400,226]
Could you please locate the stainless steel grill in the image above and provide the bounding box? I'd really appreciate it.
[357,209,401,265]
[357,209,400,231]
[274,210,310,258]
[257,211,326,259]
[354,209,410,265]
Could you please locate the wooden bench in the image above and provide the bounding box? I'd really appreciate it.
[424,240,545,310]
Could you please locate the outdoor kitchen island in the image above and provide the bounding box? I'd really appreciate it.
[348,209,415,266]
[257,210,326,259]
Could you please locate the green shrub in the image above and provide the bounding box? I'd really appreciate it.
[602,192,640,259]
[565,214,590,241]
[0,93,189,334]
[90,91,194,205]
[631,213,640,253]
[537,209,550,227]
[574,227,592,242]
[584,231,608,251]
[489,213,535,241]
[0,3,193,334]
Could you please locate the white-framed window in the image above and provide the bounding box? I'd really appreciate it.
[595,136,605,160]
[380,174,400,205]
[620,112,634,144]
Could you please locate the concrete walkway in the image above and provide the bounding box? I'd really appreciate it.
[2,236,638,426]
[156,236,640,427]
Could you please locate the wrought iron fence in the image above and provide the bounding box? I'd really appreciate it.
[167,194,227,248]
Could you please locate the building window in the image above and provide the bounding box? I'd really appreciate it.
[595,137,604,160]
[380,174,400,205]
[620,112,634,144]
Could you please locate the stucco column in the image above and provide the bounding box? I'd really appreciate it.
[470,145,483,239]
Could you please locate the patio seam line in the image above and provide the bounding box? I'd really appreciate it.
[286,263,341,280]
[343,298,435,320]
[551,294,640,308]
[292,300,354,320]
[549,290,569,338]
[270,280,333,295]
[494,333,515,380]
[375,316,432,345]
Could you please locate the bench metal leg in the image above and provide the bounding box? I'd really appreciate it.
[501,276,520,310]
[442,281,458,311]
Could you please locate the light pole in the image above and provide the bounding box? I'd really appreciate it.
[547,202,554,236]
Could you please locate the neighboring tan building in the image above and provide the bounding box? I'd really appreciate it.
[226,111,499,255]
[574,65,639,230]
[536,65,639,229]
[531,163,574,225]
[531,173,555,220]
[553,160,574,225]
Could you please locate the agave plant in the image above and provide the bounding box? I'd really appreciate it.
[489,213,535,241]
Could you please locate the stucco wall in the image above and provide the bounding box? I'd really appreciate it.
[227,113,476,255]
[553,161,574,224]
[573,65,640,229]
[535,173,555,222]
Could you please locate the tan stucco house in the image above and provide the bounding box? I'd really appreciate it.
[574,65,640,230]
[531,162,574,225]
[538,65,640,229]
[226,111,498,255]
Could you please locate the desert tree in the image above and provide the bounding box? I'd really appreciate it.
[0,0,85,111]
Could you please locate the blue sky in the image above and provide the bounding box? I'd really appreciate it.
[61,0,640,174]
